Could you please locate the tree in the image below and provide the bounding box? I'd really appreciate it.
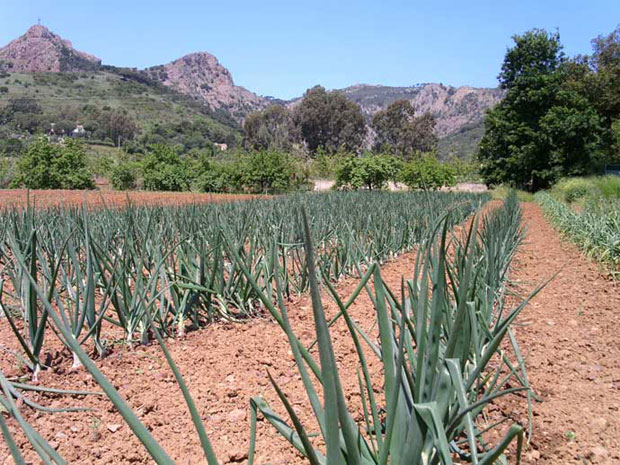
[334,154,401,190]
[243,105,298,151]
[242,150,301,193]
[579,26,620,160]
[142,145,190,191]
[498,29,565,89]
[11,138,95,189]
[586,26,620,121]
[372,100,437,158]
[479,29,605,190]
[400,155,456,190]
[294,86,366,154]
[101,109,138,146]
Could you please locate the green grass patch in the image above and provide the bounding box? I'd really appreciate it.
[550,176,620,204]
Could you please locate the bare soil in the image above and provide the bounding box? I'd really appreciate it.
[501,203,620,464]
[0,202,618,464]
[0,189,262,210]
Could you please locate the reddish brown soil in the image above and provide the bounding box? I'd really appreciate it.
[502,203,620,465]
[0,189,262,210]
[0,202,618,464]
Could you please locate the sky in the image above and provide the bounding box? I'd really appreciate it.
[1,0,619,99]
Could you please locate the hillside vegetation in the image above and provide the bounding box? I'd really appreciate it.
[0,69,241,153]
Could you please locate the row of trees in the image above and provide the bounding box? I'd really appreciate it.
[0,100,138,145]
[244,86,437,158]
[7,138,460,193]
[334,153,455,191]
[479,26,620,190]
[7,138,308,194]
[0,99,239,155]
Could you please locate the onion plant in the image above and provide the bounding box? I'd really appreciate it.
[246,192,542,464]
[0,191,486,365]
[0,191,540,464]
[537,191,620,272]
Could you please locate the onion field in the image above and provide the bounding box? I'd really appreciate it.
[536,192,620,272]
[0,190,543,464]
[0,191,485,373]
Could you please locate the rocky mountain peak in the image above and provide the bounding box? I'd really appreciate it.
[0,24,101,72]
[146,52,267,122]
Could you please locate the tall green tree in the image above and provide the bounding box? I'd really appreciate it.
[243,105,297,151]
[371,99,437,158]
[570,26,620,160]
[294,86,366,154]
[479,29,605,190]
[588,26,620,121]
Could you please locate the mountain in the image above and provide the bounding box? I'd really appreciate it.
[0,25,501,158]
[0,25,101,72]
[146,53,268,122]
[0,26,242,153]
[286,83,502,157]
[0,25,267,122]
[339,83,503,138]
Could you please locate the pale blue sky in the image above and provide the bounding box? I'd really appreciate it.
[1,0,619,99]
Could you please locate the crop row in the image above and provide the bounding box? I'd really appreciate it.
[536,192,620,272]
[1,191,535,464]
[0,191,486,379]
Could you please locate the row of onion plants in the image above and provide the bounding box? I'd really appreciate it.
[0,191,486,380]
[1,191,538,464]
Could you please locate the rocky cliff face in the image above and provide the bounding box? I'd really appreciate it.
[146,53,268,122]
[0,25,101,72]
[340,83,503,137]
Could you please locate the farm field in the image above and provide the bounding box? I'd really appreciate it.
[497,203,620,464]
[0,189,261,210]
[0,190,618,464]
[537,191,620,274]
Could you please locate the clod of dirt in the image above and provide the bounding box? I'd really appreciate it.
[227,449,249,463]
[228,409,246,422]
[588,446,609,463]
[107,424,122,433]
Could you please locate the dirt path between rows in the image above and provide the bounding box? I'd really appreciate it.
[1,201,618,464]
[507,203,620,464]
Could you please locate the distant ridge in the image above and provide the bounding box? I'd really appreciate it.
[0,25,502,153]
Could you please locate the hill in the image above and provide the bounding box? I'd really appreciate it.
[0,69,242,152]
[437,119,486,160]
[0,24,501,159]
[339,83,501,138]
[146,52,269,123]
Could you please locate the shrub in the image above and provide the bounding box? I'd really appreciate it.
[551,176,620,203]
[400,155,456,190]
[595,175,620,200]
[11,138,95,190]
[552,177,591,203]
[110,162,137,190]
[242,150,300,193]
[193,162,240,193]
[334,154,401,190]
[308,148,342,179]
[142,145,190,191]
